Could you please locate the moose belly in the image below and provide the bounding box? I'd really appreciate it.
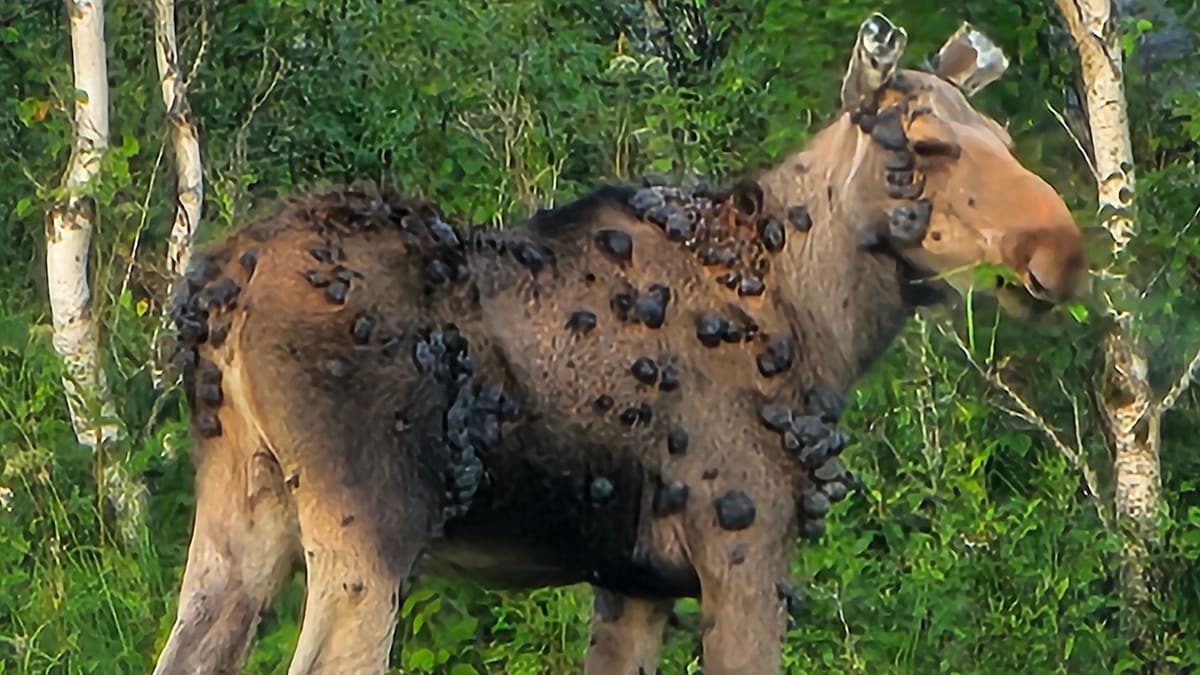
[422,425,700,598]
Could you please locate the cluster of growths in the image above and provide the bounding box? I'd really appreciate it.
[694,308,761,347]
[605,280,673,330]
[412,326,521,524]
[623,184,807,298]
[171,252,238,349]
[757,400,861,540]
[169,250,245,441]
[469,231,556,279]
[853,97,935,249]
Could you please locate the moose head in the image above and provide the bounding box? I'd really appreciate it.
[761,14,1091,329]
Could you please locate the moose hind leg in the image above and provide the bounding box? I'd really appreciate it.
[273,426,430,674]
[152,416,297,675]
[585,588,674,675]
[286,491,415,675]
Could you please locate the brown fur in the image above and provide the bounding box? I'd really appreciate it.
[152,17,1089,675]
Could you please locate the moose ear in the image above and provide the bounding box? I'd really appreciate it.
[840,13,908,111]
[929,22,1009,97]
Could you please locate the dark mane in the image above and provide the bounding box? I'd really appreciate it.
[527,184,639,237]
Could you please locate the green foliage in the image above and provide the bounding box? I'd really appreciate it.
[1,1,1199,673]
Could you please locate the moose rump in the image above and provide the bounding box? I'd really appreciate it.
[157,198,449,674]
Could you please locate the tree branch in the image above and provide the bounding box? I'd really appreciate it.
[151,0,206,389]
[939,326,1110,527]
[1157,346,1200,415]
[1044,99,1099,181]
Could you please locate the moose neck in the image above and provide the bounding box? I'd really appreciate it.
[757,113,916,395]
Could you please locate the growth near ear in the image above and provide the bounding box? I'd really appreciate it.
[929,22,1009,97]
[906,113,963,159]
[840,13,908,111]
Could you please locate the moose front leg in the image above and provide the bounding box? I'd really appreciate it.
[672,389,836,675]
[687,490,795,675]
[584,587,674,675]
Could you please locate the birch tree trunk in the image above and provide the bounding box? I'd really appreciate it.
[1052,0,1161,627]
[152,0,204,389]
[46,0,120,449]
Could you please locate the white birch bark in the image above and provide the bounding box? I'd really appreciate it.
[1053,0,1160,616]
[152,0,204,388]
[46,0,120,449]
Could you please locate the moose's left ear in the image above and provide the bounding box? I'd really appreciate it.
[929,22,1009,97]
[840,13,908,111]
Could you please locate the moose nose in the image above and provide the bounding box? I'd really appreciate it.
[1026,269,1050,298]
[1025,235,1090,303]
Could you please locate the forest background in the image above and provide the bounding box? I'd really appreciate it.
[2,0,1199,673]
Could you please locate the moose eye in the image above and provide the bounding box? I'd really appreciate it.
[912,138,962,159]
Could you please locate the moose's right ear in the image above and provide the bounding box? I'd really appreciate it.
[929,22,1009,97]
[840,13,908,112]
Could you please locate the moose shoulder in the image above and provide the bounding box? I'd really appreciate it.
[153,14,1089,675]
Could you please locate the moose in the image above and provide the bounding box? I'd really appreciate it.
[153,14,1090,675]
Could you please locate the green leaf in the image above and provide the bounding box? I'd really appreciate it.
[119,133,140,158]
[408,648,436,670]
[1055,575,1070,600]
[1114,653,1144,674]
[972,262,1021,287]
[401,586,437,616]
[1186,506,1200,527]
[1066,302,1089,323]
[445,615,478,643]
